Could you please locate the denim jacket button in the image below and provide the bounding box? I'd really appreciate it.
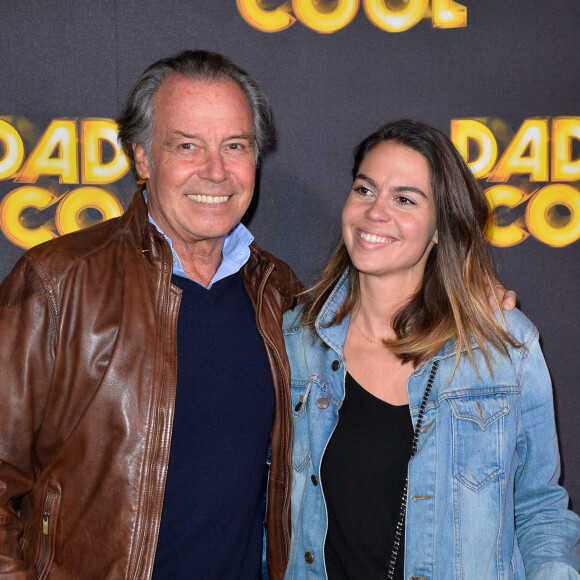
[311,474,318,486]
[317,398,329,409]
[331,360,340,371]
[305,551,314,564]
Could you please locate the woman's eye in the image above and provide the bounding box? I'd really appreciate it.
[395,195,415,206]
[354,185,373,197]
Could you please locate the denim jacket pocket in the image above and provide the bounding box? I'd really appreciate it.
[449,394,509,491]
[291,382,312,472]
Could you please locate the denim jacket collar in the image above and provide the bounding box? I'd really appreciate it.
[315,269,351,359]
[314,268,462,376]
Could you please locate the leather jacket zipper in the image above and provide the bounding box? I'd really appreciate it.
[133,264,179,580]
[255,262,292,555]
[38,490,56,578]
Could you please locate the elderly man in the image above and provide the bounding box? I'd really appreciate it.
[0,50,301,579]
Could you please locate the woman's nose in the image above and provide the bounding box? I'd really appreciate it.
[365,196,391,222]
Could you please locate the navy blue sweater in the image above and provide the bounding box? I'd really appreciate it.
[153,273,274,579]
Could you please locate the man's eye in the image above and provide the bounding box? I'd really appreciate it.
[180,143,193,150]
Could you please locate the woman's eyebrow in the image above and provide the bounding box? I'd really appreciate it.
[354,173,378,188]
[355,174,429,199]
[391,184,429,199]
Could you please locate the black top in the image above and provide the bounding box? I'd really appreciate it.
[321,372,413,579]
[153,274,274,579]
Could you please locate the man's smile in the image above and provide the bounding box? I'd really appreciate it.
[186,194,231,205]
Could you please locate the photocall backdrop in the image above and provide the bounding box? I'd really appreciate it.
[1,1,579,510]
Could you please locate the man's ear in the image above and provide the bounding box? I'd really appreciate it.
[133,144,151,180]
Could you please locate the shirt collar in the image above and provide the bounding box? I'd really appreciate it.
[143,189,254,289]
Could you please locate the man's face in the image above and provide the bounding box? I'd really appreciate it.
[134,74,256,253]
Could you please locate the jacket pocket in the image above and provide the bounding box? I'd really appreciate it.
[36,479,62,580]
[291,383,311,472]
[449,394,509,491]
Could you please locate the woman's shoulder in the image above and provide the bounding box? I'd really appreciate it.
[282,305,315,360]
[282,304,332,379]
[283,304,306,333]
[497,307,539,349]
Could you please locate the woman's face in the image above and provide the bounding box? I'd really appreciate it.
[342,140,438,288]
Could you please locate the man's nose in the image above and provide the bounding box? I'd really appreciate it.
[199,150,227,182]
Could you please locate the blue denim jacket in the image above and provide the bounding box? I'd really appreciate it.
[283,271,580,579]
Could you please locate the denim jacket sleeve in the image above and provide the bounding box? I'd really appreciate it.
[513,324,580,576]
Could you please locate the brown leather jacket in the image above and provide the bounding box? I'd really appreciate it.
[0,189,301,579]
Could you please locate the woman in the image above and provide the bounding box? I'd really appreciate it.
[283,120,580,579]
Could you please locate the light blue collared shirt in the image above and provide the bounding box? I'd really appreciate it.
[144,190,254,289]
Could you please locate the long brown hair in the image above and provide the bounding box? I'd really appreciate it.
[301,119,517,371]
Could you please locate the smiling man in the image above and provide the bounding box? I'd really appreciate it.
[0,51,301,579]
[133,74,257,286]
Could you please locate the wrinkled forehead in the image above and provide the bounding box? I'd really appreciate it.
[151,74,254,136]
[155,74,250,112]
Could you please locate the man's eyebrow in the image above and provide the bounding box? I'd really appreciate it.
[228,133,254,142]
[171,130,199,140]
[172,130,254,142]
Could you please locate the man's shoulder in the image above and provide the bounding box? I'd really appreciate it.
[7,217,132,288]
[0,217,133,308]
[31,216,127,267]
[246,242,304,294]
[237,242,304,313]
[248,242,292,274]
[14,188,147,282]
